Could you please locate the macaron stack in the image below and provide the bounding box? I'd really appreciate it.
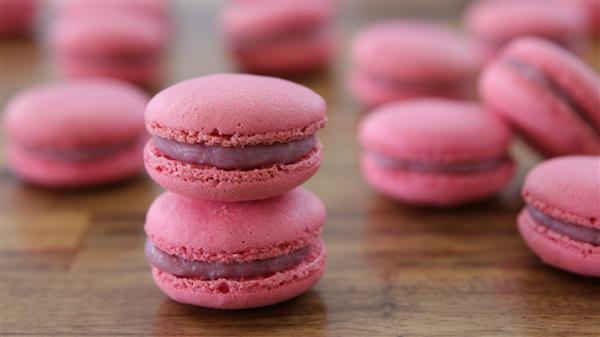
[48,1,170,87]
[142,73,328,309]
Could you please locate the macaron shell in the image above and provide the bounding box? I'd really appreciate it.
[518,210,600,277]
[361,155,515,206]
[7,138,144,187]
[144,140,323,201]
[3,79,148,149]
[522,156,599,229]
[351,20,479,82]
[145,74,326,146]
[230,27,335,74]
[221,1,333,43]
[505,38,600,130]
[348,70,471,107]
[465,1,587,42]
[479,53,600,156]
[151,240,326,309]
[359,99,512,162]
[144,187,325,263]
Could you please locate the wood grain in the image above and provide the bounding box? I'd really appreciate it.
[1,2,599,336]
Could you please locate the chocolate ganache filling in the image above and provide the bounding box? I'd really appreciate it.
[528,206,600,245]
[145,240,311,279]
[372,153,507,174]
[504,58,599,136]
[153,135,316,170]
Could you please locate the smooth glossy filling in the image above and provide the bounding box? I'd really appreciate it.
[20,138,139,162]
[145,240,311,280]
[153,135,316,170]
[528,206,600,246]
[67,50,158,66]
[504,58,599,136]
[371,153,507,174]
[232,23,328,49]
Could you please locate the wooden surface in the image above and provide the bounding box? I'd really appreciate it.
[1,2,599,336]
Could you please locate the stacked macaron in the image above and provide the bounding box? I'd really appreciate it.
[48,1,170,87]
[143,73,328,309]
[220,1,336,74]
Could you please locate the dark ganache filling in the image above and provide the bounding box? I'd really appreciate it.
[372,153,508,174]
[504,58,599,136]
[365,72,469,91]
[69,50,159,66]
[153,135,316,170]
[528,206,600,245]
[233,23,329,49]
[145,240,311,280]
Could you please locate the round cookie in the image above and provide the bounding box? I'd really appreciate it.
[144,73,327,201]
[144,187,327,309]
[3,79,148,187]
[518,156,599,277]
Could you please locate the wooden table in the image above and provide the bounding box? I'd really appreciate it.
[2,2,599,336]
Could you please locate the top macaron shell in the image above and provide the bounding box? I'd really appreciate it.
[351,20,479,82]
[359,99,512,162]
[522,156,599,230]
[144,187,326,263]
[479,37,600,156]
[465,1,587,43]
[4,79,148,149]
[145,73,327,146]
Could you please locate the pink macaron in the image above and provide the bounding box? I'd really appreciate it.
[349,20,480,107]
[359,99,515,206]
[0,0,37,37]
[3,79,149,187]
[144,73,327,201]
[464,0,588,60]
[48,12,167,86]
[518,156,599,277]
[144,187,327,309]
[479,37,600,157]
[220,1,336,74]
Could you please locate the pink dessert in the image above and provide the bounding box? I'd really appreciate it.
[144,187,327,309]
[0,0,37,37]
[479,37,600,157]
[144,73,327,201]
[3,79,149,187]
[48,12,167,86]
[349,20,480,107]
[518,156,599,277]
[359,99,515,206]
[464,0,588,60]
[220,1,336,74]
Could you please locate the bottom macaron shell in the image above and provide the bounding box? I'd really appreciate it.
[55,55,162,86]
[231,30,335,74]
[349,70,471,107]
[518,210,600,277]
[7,140,144,188]
[144,140,323,201]
[152,240,327,309]
[362,155,515,206]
